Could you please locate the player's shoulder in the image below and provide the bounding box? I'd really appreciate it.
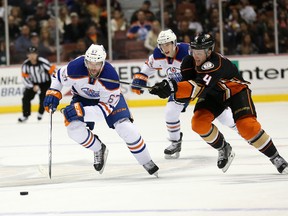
[181,55,196,80]
[175,43,190,61]
[197,52,224,73]
[152,47,166,60]
[101,61,118,78]
[181,55,194,69]
[67,56,88,78]
[99,62,120,90]
[177,42,190,50]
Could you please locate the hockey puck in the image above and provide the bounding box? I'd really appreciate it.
[20,191,28,195]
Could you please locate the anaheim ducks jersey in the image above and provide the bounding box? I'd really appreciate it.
[179,52,250,102]
[50,56,121,116]
[180,55,197,81]
[195,52,250,100]
[141,43,190,82]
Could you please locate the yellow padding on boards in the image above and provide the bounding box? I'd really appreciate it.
[127,94,288,107]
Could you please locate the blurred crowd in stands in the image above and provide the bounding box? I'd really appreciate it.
[0,0,287,64]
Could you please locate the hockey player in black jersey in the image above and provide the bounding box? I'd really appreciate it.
[150,32,288,174]
[132,29,236,160]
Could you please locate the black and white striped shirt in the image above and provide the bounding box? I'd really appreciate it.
[21,57,56,88]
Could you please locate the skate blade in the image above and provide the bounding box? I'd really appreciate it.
[281,166,288,174]
[153,171,159,178]
[98,148,109,174]
[164,152,180,159]
[222,151,235,173]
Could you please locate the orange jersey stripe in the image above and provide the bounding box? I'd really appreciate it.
[99,102,112,115]
[223,82,247,96]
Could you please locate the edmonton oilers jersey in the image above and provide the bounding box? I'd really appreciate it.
[51,56,121,110]
[141,43,190,82]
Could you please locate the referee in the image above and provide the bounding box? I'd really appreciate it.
[18,46,56,122]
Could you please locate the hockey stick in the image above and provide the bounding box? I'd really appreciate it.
[98,77,152,89]
[48,109,53,179]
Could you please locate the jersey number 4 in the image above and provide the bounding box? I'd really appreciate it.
[203,74,212,85]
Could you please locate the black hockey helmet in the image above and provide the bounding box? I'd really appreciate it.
[190,33,215,51]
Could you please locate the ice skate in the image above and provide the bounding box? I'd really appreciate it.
[217,142,235,173]
[270,155,288,174]
[164,132,183,159]
[93,143,109,174]
[18,116,28,123]
[143,160,159,177]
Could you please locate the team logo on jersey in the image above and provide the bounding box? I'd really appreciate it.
[167,67,182,82]
[81,87,99,97]
[166,67,180,73]
[201,61,214,70]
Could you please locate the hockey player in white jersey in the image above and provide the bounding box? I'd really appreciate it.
[43,44,159,176]
[131,29,236,159]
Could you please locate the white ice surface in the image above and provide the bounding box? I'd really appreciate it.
[0,102,288,216]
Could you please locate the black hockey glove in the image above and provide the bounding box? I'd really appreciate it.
[149,79,177,99]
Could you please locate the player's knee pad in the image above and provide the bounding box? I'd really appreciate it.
[192,109,214,135]
[114,118,139,142]
[236,117,261,140]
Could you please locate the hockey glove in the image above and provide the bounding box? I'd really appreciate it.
[149,79,177,99]
[131,73,148,95]
[63,102,85,126]
[44,88,62,113]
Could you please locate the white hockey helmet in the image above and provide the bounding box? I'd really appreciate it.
[84,44,107,77]
[157,29,177,53]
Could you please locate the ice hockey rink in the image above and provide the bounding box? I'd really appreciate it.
[0,102,288,216]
